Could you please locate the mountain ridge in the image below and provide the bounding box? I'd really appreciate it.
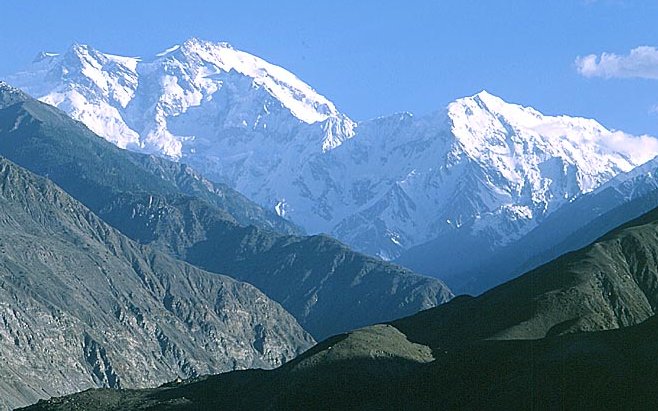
[21,196,658,410]
[7,40,658,287]
[433,152,658,294]
[0,82,453,340]
[0,155,314,410]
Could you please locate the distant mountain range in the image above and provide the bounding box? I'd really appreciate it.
[6,39,658,295]
[22,198,658,409]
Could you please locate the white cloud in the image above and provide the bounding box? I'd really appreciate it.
[575,46,658,79]
[602,131,658,165]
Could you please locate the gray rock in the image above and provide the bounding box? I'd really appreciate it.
[0,157,314,410]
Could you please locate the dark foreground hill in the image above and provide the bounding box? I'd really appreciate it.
[0,82,453,340]
[25,199,658,409]
[22,316,658,410]
[0,157,313,410]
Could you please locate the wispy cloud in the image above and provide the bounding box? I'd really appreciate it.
[575,46,658,79]
[602,131,658,164]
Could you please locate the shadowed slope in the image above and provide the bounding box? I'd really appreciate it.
[0,83,453,339]
[24,201,658,409]
[0,157,313,410]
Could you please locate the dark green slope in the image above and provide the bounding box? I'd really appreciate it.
[394,209,658,348]
[24,316,658,410]
[27,200,658,410]
[0,157,314,411]
[0,82,453,339]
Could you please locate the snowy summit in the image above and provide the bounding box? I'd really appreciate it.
[6,38,356,158]
[5,40,658,261]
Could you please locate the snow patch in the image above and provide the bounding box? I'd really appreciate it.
[155,44,181,57]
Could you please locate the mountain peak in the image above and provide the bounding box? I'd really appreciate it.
[32,51,60,63]
[472,89,506,106]
[445,88,658,200]
[60,43,140,70]
[181,37,233,51]
[473,89,496,99]
[450,90,555,132]
[0,81,30,108]
[452,90,518,115]
[4,40,355,159]
[154,38,347,126]
[57,42,106,66]
[66,42,94,56]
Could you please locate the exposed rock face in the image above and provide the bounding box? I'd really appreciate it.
[0,85,453,340]
[0,157,314,410]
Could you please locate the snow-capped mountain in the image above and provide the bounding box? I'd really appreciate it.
[8,38,355,159]
[326,92,658,259]
[6,39,658,262]
[430,151,658,295]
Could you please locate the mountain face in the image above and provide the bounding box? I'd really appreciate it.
[392,97,658,289]
[0,156,314,410]
[6,39,355,158]
[512,156,658,274]
[0,80,300,237]
[430,155,658,295]
[0,81,453,340]
[6,40,658,268]
[24,200,658,410]
[336,93,658,259]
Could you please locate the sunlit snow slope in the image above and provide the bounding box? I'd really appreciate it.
[7,39,658,263]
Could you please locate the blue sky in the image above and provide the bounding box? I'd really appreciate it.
[1,0,657,135]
